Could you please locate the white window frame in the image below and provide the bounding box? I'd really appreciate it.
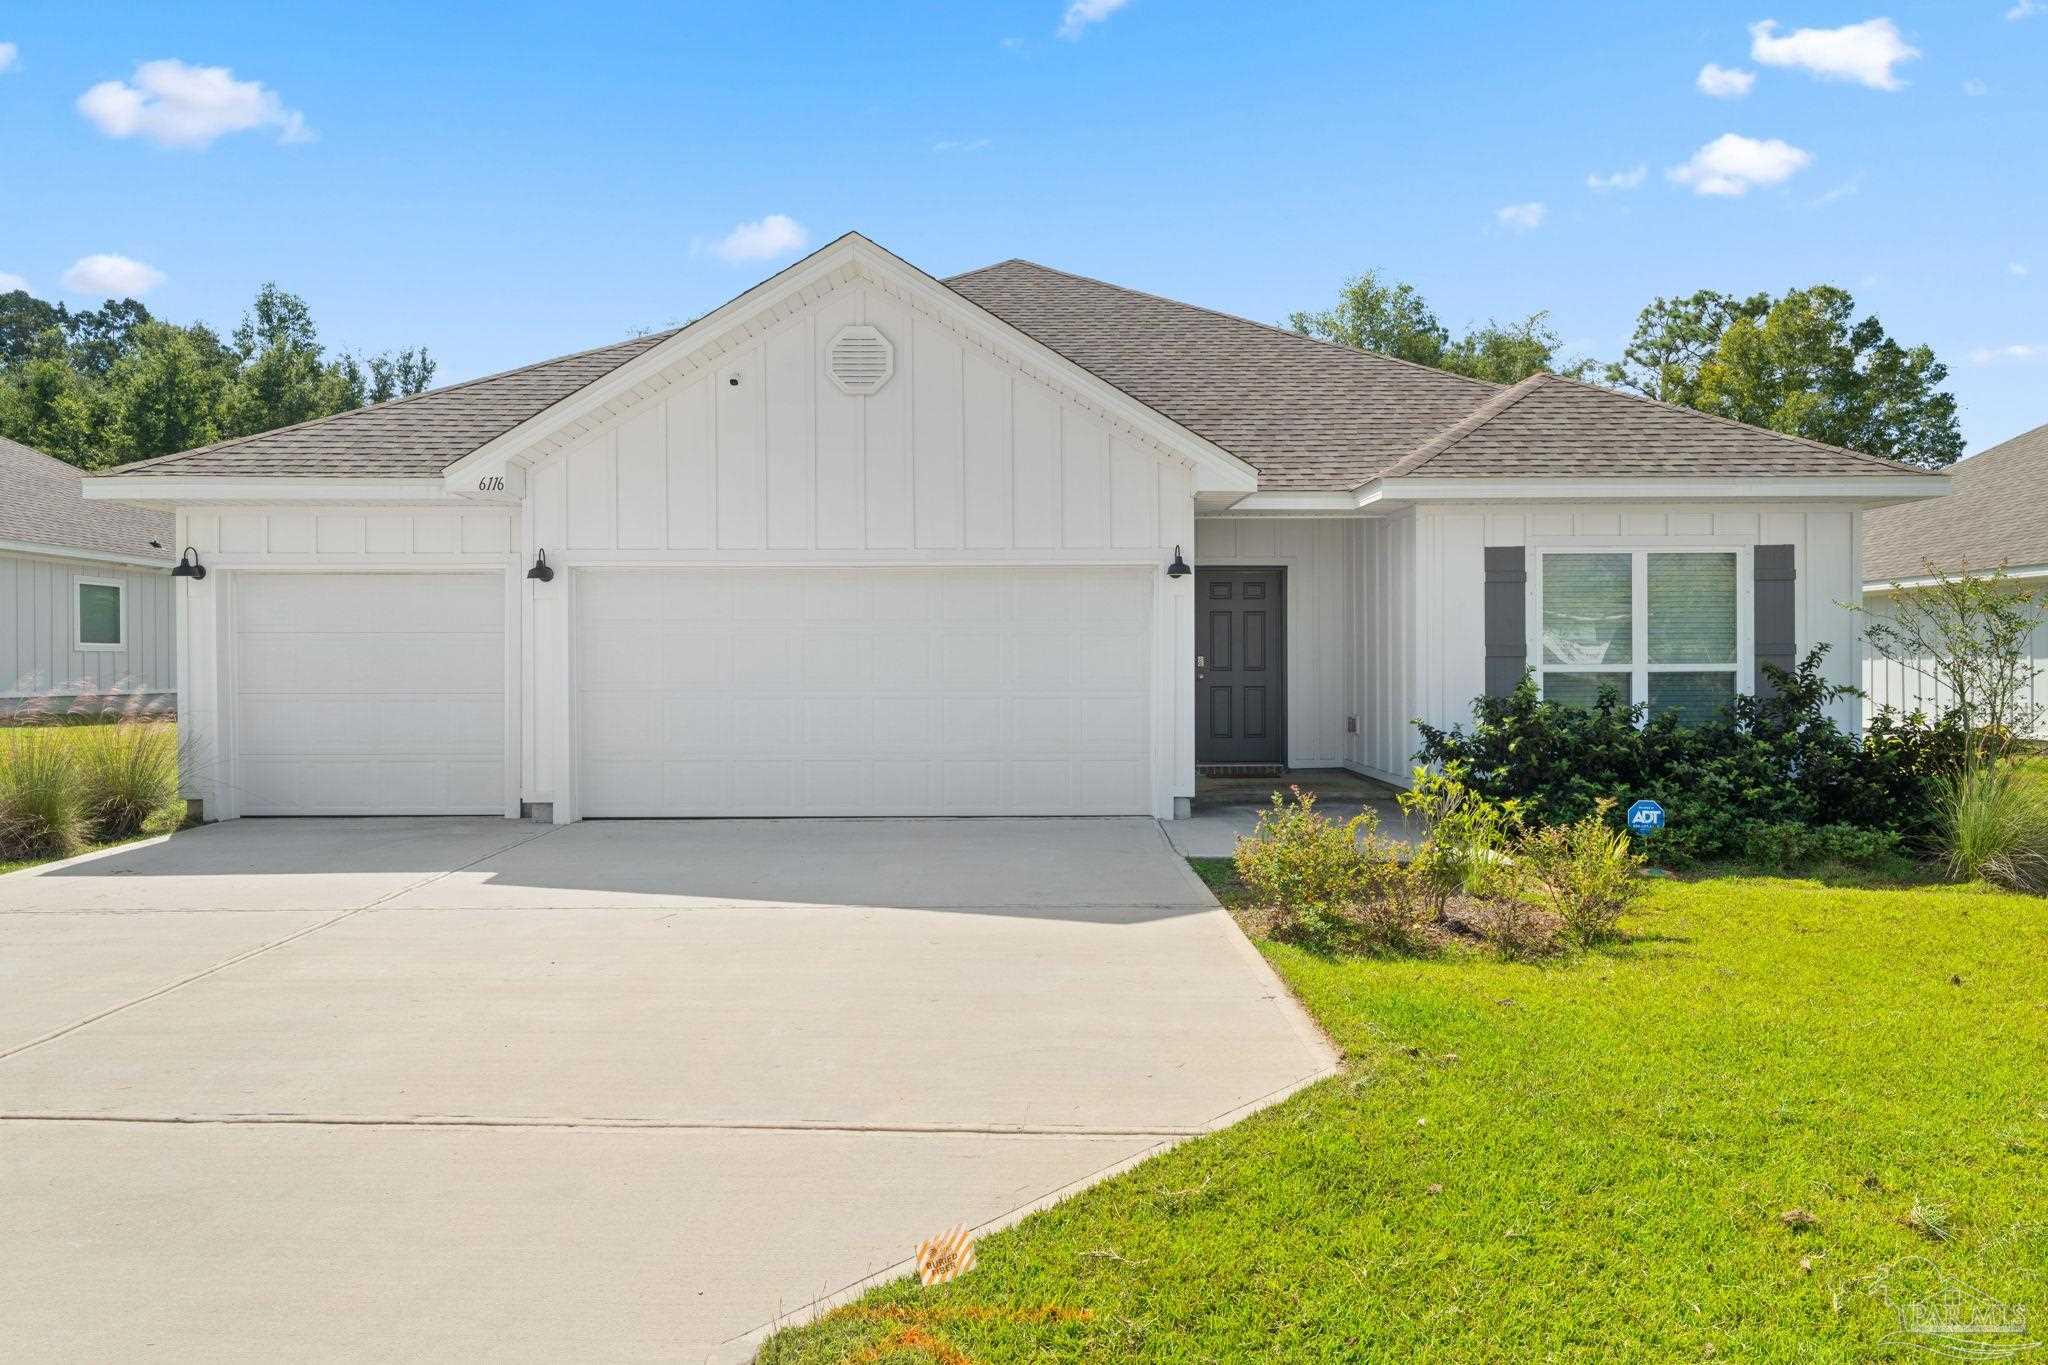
[1527,546,1753,713]
[73,575,127,653]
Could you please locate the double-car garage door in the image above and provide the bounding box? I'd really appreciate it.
[227,566,1154,818]
[575,567,1154,816]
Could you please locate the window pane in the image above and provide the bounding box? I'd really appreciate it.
[78,583,121,645]
[1648,552,1736,665]
[1542,553,1632,665]
[1543,672,1633,709]
[1649,672,1735,727]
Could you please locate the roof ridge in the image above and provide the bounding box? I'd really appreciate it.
[1370,373,1553,483]
[100,326,683,476]
[946,258,1505,396]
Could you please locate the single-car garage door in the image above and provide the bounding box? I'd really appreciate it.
[574,567,1153,816]
[232,572,506,815]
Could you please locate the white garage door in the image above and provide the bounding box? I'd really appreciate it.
[574,567,1154,816]
[232,573,506,815]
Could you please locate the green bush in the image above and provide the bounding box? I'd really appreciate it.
[1397,763,1521,916]
[74,720,180,839]
[1651,819,1905,871]
[1513,800,1648,947]
[1415,646,1950,868]
[1234,787,1375,950]
[1932,765,2048,892]
[0,728,91,861]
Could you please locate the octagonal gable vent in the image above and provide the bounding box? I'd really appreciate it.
[827,324,895,396]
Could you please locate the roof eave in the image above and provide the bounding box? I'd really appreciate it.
[83,476,468,505]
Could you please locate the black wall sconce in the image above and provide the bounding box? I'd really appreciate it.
[170,547,207,580]
[1166,546,1191,578]
[526,550,555,583]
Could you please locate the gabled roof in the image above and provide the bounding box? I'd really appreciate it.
[1864,420,2048,584]
[1378,372,1934,483]
[945,259,1498,490]
[0,436,173,563]
[107,329,678,479]
[93,240,1941,493]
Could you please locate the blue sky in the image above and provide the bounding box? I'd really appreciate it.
[2,2,2042,451]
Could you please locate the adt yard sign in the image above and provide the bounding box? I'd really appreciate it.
[1627,800,1666,835]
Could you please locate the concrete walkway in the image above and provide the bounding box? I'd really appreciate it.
[0,817,1335,1362]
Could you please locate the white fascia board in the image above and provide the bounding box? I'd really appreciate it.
[1368,474,1950,504]
[1213,491,1364,513]
[0,539,174,570]
[440,232,1261,497]
[1865,562,2048,594]
[84,477,464,504]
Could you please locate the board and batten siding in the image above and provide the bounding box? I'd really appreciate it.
[518,284,1199,811]
[0,550,175,704]
[1414,504,1865,737]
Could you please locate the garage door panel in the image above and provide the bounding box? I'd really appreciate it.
[233,573,505,816]
[575,567,1153,816]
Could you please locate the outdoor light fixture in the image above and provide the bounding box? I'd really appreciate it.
[170,547,207,580]
[1166,546,1191,578]
[526,550,555,583]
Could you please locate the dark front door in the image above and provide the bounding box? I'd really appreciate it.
[1195,568,1286,766]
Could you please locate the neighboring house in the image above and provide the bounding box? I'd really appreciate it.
[84,233,1946,821]
[1,434,176,716]
[1863,420,2048,731]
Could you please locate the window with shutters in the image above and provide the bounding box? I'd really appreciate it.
[1531,548,1752,725]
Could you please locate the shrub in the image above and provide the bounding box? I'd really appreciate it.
[1234,788,1376,950]
[1398,764,1521,918]
[1931,765,2048,892]
[1415,646,1951,866]
[1652,819,1905,872]
[1514,800,1647,947]
[0,728,91,861]
[73,718,181,840]
[1351,843,1437,953]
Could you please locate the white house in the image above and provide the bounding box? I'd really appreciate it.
[1863,419,2048,731]
[84,234,1947,821]
[2,434,176,716]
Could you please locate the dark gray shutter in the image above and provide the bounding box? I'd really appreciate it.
[1754,544,1796,697]
[1484,546,1527,698]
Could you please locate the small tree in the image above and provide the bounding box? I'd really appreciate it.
[1860,563,2046,769]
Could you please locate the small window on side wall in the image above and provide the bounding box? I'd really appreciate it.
[76,579,124,651]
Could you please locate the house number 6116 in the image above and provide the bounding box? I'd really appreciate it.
[477,475,506,492]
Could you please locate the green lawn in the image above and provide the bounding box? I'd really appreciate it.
[764,864,2047,1362]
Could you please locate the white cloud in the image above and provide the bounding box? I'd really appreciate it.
[1748,18,1920,91]
[61,254,166,297]
[0,41,18,74]
[1495,201,1547,231]
[704,214,809,264]
[1667,133,1814,196]
[2009,0,2042,19]
[1586,164,1647,191]
[0,271,29,293]
[1058,0,1129,40]
[1962,78,1990,96]
[1696,63,1756,98]
[1970,343,2043,364]
[77,59,312,149]
[2011,262,2031,277]
[932,137,992,153]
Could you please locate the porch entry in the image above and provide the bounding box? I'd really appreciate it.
[1195,567,1286,768]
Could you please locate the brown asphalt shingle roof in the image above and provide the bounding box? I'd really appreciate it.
[946,259,1501,490]
[98,249,1940,492]
[0,436,173,562]
[1378,371,1934,483]
[107,329,678,479]
[1864,421,2048,583]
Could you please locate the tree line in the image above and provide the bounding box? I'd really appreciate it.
[1288,274,1963,468]
[0,284,436,470]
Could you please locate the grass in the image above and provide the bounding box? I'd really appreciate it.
[0,721,184,875]
[763,861,2048,1363]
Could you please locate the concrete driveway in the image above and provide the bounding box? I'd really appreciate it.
[0,817,1334,1362]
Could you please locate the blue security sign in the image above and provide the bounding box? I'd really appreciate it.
[1627,800,1666,834]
